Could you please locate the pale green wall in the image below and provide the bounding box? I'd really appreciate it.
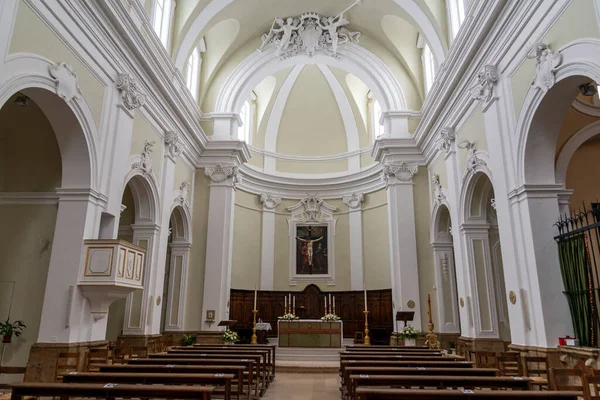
[130,114,164,178]
[253,68,293,150]
[414,167,438,326]
[184,171,211,330]
[362,189,391,290]
[429,153,448,190]
[9,2,105,126]
[276,159,349,174]
[458,109,487,172]
[0,205,57,370]
[173,161,194,192]
[231,191,262,289]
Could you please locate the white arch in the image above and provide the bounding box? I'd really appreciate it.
[122,168,161,225]
[555,120,600,185]
[459,154,493,225]
[215,44,407,115]
[169,200,193,244]
[430,201,453,244]
[515,39,600,187]
[174,0,446,70]
[0,55,99,190]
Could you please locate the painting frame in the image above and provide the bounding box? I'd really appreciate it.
[206,309,215,321]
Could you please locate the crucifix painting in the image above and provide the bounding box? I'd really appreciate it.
[296,225,328,275]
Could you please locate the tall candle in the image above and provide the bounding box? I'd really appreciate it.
[364,288,368,312]
[293,296,296,311]
[284,296,287,314]
[325,297,328,314]
[254,285,257,310]
[329,294,332,313]
[333,296,336,313]
[289,293,291,312]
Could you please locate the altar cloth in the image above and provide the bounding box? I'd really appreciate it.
[277,319,343,348]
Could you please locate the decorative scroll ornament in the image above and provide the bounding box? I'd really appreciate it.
[260,193,282,210]
[165,131,183,158]
[458,140,486,175]
[432,174,446,204]
[259,12,361,60]
[382,162,419,184]
[49,62,81,102]
[470,65,498,103]
[176,181,191,206]
[287,194,337,223]
[437,127,456,154]
[343,193,364,210]
[117,73,146,110]
[526,43,562,92]
[441,253,449,280]
[491,198,497,210]
[132,140,155,175]
[205,164,240,186]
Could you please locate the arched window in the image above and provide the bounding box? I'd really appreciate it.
[186,48,200,100]
[153,0,173,48]
[447,0,466,40]
[372,99,385,139]
[423,44,436,94]
[238,101,251,143]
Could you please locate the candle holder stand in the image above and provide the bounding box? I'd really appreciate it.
[251,310,258,345]
[363,310,371,346]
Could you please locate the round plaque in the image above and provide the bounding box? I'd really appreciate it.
[460,297,465,307]
[156,296,161,306]
[407,300,415,309]
[509,291,517,304]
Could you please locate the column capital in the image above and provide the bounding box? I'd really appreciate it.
[205,164,240,187]
[382,162,418,186]
[260,193,281,211]
[470,65,499,108]
[343,193,364,210]
[116,72,146,111]
[437,127,456,155]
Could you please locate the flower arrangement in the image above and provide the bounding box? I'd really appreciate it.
[221,328,239,344]
[278,313,299,320]
[181,334,196,346]
[321,313,340,321]
[397,326,419,339]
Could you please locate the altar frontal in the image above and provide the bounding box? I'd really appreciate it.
[278,320,343,348]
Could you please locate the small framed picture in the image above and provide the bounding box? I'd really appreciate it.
[206,310,215,321]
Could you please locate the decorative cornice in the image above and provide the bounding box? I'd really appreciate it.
[49,62,81,102]
[382,162,419,184]
[469,65,498,103]
[260,193,281,210]
[205,164,240,186]
[343,193,364,210]
[165,131,184,159]
[437,127,456,154]
[132,140,155,176]
[117,72,146,110]
[526,43,561,92]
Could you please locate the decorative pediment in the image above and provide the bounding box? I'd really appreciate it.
[259,11,361,60]
[117,73,146,110]
[470,65,498,103]
[49,62,81,102]
[287,195,337,223]
[527,43,562,92]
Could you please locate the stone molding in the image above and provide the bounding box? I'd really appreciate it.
[432,174,447,204]
[438,127,456,154]
[117,72,146,110]
[527,43,561,92]
[382,162,419,185]
[165,131,184,159]
[458,140,487,175]
[204,164,240,186]
[49,62,81,102]
[176,181,191,206]
[469,65,498,103]
[260,193,281,210]
[343,193,364,210]
[132,140,155,176]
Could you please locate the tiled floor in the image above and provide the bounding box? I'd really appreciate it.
[263,372,340,400]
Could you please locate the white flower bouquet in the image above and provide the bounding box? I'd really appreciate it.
[221,328,240,344]
[278,313,299,320]
[397,326,419,339]
[321,313,340,321]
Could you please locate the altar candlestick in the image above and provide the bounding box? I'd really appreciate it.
[289,293,291,312]
[284,296,287,314]
[329,294,332,313]
[325,297,328,314]
[293,296,296,314]
[364,288,368,312]
[254,285,257,310]
[333,296,336,315]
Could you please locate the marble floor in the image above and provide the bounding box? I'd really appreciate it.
[263,372,340,400]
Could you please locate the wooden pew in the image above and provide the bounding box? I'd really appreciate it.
[340,367,498,399]
[148,352,266,395]
[354,388,581,399]
[127,357,257,399]
[350,375,532,400]
[344,346,440,353]
[61,372,234,400]
[97,364,245,400]
[191,344,277,379]
[340,354,463,361]
[9,382,215,400]
[166,348,271,387]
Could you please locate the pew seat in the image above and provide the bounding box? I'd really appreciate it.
[354,388,581,400]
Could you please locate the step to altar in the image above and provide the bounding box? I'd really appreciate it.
[275,345,345,372]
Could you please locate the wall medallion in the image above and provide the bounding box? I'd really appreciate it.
[460,297,465,308]
[509,291,517,305]
[156,296,161,306]
[407,300,415,309]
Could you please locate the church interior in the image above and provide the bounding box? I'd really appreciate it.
[2,0,600,398]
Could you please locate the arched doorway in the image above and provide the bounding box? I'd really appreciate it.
[431,202,460,333]
[462,172,511,343]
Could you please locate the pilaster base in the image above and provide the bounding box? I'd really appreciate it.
[458,336,508,357]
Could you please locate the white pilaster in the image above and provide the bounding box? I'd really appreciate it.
[431,243,460,333]
[201,165,239,329]
[383,163,422,329]
[259,193,281,290]
[164,242,191,331]
[343,193,365,290]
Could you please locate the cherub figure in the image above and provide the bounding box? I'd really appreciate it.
[320,14,349,55]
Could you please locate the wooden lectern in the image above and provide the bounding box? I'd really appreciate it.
[396,311,414,332]
[218,320,237,328]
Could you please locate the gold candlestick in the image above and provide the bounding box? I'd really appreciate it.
[363,310,371,346]
[251,310,258,345]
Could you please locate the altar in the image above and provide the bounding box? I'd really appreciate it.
[278,320,343,348]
